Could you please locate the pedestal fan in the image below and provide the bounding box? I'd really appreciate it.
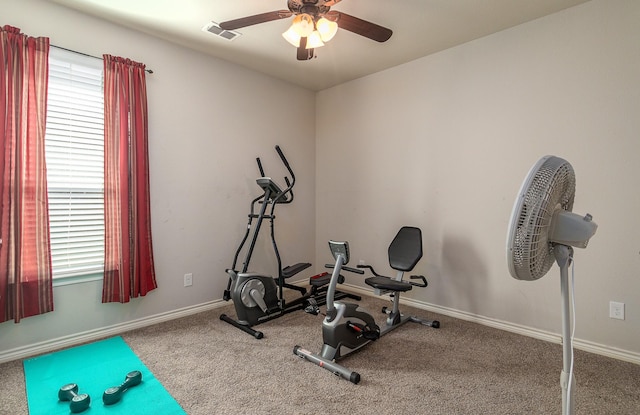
[506,155,597,415]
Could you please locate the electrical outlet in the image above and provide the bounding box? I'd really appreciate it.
[609,301,625,320]
[184,273,193,287]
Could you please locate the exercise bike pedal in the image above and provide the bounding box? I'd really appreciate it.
[363,329,380,341]
[347,321,380,341]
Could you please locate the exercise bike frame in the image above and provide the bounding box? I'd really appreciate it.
[293,242,376,383]
[294,228,439,383]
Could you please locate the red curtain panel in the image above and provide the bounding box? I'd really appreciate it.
[0,25,53,323]
[102,54,157,303]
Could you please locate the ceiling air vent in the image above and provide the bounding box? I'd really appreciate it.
[202,21,241,41]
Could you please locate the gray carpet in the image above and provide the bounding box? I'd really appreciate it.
[1,293,639,414]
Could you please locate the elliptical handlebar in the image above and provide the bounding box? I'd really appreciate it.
[232,145,298,273]
[256,157,265,177]
[274,145,295,204]
[256,145,295,205]
[283,177,293,203]
[275,145,292,173]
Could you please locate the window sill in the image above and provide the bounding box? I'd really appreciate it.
[53,273,103,287]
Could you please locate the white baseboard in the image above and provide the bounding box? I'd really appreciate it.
[3,286,639,366]
[0,300,226,364]
[339,283,640,365]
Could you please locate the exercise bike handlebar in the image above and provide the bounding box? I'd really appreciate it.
[356,264,383,277]
[325,256,364,316]
[358,264,429,287]
[325,264,364,274]
[410,275,428,287]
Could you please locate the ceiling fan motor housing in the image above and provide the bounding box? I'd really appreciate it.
[288,0,331,16]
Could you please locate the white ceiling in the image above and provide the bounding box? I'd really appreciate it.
[48,0,590,91]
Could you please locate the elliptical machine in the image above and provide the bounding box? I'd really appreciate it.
[220,146,360,339]
[293,226,439,383]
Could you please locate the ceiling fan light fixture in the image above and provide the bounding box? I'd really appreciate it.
[291,13,314,37]
[306,30,325,49]
[282,26,301,47]
[316,17,338,42]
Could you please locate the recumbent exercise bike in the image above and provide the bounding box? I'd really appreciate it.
[293,226,439,383]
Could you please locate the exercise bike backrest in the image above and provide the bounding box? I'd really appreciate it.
[325,240,364,317]
[355,226,428,288]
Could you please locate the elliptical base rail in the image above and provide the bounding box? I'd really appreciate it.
[220,314,264,339]
[220,286,361,339]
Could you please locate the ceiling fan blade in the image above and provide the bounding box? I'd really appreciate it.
[331,11,392,42]
[297,37,314,61]
[219,10,292,30]
[323,0,342,6]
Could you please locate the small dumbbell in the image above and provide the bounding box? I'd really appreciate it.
[58,383,91,413]
[103,370,142,405]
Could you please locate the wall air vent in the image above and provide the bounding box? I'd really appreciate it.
[202,21,241,41]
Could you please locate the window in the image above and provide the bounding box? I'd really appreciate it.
[45,47,104,279]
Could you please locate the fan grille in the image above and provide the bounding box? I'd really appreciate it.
[509,156,575,281]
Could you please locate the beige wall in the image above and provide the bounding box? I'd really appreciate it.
[1,0,316,354]
[315,0,640,358]
[2,0,638,363]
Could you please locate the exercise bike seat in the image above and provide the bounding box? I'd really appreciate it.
[363,227,423,293]
[365,276,412,292]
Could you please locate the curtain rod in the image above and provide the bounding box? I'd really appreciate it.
[51,44,154,74]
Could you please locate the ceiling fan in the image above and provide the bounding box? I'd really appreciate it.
[219,0,393,61]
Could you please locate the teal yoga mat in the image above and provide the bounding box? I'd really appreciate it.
[23,336,186,415]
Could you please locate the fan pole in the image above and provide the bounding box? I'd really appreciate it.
[555,245,575,415]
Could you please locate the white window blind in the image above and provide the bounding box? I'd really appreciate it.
[45,47,105,278]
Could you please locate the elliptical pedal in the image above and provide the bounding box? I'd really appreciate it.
[304,298,320,315]
[282,262,311,279]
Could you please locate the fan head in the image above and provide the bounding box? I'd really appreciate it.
[506,156,597,281]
